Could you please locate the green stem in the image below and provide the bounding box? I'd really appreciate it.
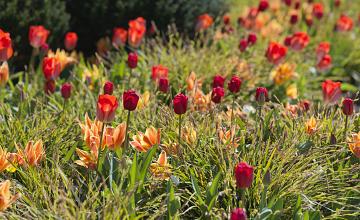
[241,189,246,208]
[343,115,348,141]
[109,151,114,192]
[178,114,182,147]
[97,123,106,172]
[230,95,235,144]
[124,110,131,150]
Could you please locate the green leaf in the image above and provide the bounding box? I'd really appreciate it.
[341,83,359,92]
[167,180,181,219]
[205,171,221,210]
[138,146,157,189]
[190,170,205,205]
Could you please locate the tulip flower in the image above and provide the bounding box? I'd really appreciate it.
[173,93,188,146]
[265,42,287,65]
[103,81,114,95]
[234,161,254,189]
[75,148,98,170]
[290,13,298,25]
[44,80,56,95]
[270,63,297,85]
[228,76,242,94]
[258,0,269,12]
[112,27,127,48]
[316,42,330,61]
[0,29,13,62]
[127,52,138,69]
[348,131,360,158]
[15,140,45,167]
[239,39,248,52]
[230,208,247,220]
[122,90,140,151]
[195,13,213,32]
[130,126,160,152]
[0,180,20,212]
[322,80,341,105]
[61,83,72,100]
[28,25,50,48]
[305,116,317,135]
[211,87,224,104]
[103,123,127,150]
[151,65,169,81]
[96,94,118,123]
[0,61,9,86]
[289,32,310,51]
[149,151,172,180]
[64,32,78,51]
[158,77,169,93]
[335,15,353,32]
[342,98,354,139]
[212,75,225,88]
[255,87,268,104]
[223,15,230,25]
[312,3,324,20]
[317,54,332,72]
[247,33,257,45]
[42,57,61,80]
[128,17,146,48]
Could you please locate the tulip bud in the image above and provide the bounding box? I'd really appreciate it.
[334,0,341,7]
[44,80,56,95]
[158,77,169,93]
[284,36,292,46]
[294,1,300,9]
[290,13,298,25]
[223,15,230,25]
[173,93,188,115]
[211,87,225,104]
[123,90,139,111]
[61,82,72,99]
[228,76,242,93]
[305,16,313,27]
[64,32,78,51]
[239,39,248,52]
[127,52,138,69]
[230,208,247,220]
[234,161,254,189]
[342,98,354,116]
[212,75,225,88]
[258,0,269,12]
[283,0,292,6]
[103,81,114,95]
[247,33,257,45]
[255,87,268,104]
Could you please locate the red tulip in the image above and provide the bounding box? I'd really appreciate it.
[128,17,146,48]
[123,90,139,111]
[255,87,268,103]
[290,32,310,51]
[96,94,118,122]
[61,83,72,99]
[342,98,354,116]
[64,32,78,51]
[258,0,269,12]
[127,52,138,69]
[234,161,254,189]
[195,14,214,32]
[305,16,313,27]
[239,39,248,52]
[103,81,114,95]
[299,100,311,112]
[0,29,13,62]
[223,15,230,25]
[317,54,332,71]
[334,0,341,7]
[247,33,257,45]
[212,75,225,88]
[335,15,353,32]
[173,93,188,115]
[112,28,127,48]
[247,7,258,19]
[283,0,292,6]
[230,208,247,220]
[42,57,61,80]
[294,1,300,9]
[44,80,56,95]
[29,25,50,48]
[322,79,341,104]
[316,42,330,61]
[284,36,292,47]
[312,3,324,20]
[265,42,287,65]
[211,87,225,104]
[158,77,169,93]
[152,65,169,81]
[40,43,49,54]
[228,76,242,93]
[290,13,298,25]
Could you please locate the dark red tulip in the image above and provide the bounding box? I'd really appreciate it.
[44,80,56,95]
[173,93,188,115]
[258,0,269,12]
[284,36,292,47]
[223,15,230,25]
[127,52,138,69]
[342,98,354,116]
[230,208,247,220]
[239,39,248,52]
[234,161,254,189]
[212,75,225,88]
[103,81,114,95]
[294,1,300,9]
[158,77,169,93]
[228,76,242,93]
[255,87,268,103]
[247,33,257,45]
[312,3,324,20]
[123,90,139,111]
[61,83,72,99]
[334,0,341,7]
[299,100,311,112]
[290,13,298,25]
[283,0,292,6]
[211,87,225,103]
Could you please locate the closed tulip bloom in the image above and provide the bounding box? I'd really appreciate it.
[211,87,225,103]
[42,57,61,80]
[223,15,230,25]
[228,76,242,93]
[103,81,114,95]
[128,17,146,48]
[316,42,330,61]
[29,25,50,48]
[334,0,341,7]
[247,33,257,45]
[322,79,341,104]
[152,65,169,81]
[127,52,138,69]
[342,98,354,116]
[305,16,313,27]
[0,29,13,62]
[44,80,56,95]
[64,32,78,51]
[61,83,72,99]
[96,94,118,122]
[40,43,49,54]
[336,15,353,32]
[290,32,310,51]
[158,77,169,93]
[234,161,254,189]
[239,39,248,52]
[258,0,269,12]
[112,27,127,48]
[283,0,292,6]
[195,14,214,32]
[255,87,268,103]
[212,75,225,88]
[265,42,287,65]
[230,208,247,220]
[284,36,292,47]
[290,13,298,25]
[312,3,324,20]
[317,54,332,71]
[0,61,9,86]
[173,93,188,115]
[123,90,139,111]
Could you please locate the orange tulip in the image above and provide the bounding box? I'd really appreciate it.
[130,127,160,152]
[0,148,10,172]
[149,151,172,180]
[0,61,9,86]
[0,29,13,62]
[0,180,20,212]
[128,17,146,48]
[103,123,126,150]
[348,131,360,158]
[75,148,98,170]
[305,116,317,135]
[16,140,45,167]
[195,14,214,32]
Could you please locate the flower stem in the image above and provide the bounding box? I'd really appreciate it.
[97,122,106,172]
[230,95,235,144]
[109,151,114,193]
[343,115,348,141]
[178,114,182,146]
[124,110,131,150]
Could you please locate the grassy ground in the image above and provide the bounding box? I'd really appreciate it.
[0,0,360,219]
